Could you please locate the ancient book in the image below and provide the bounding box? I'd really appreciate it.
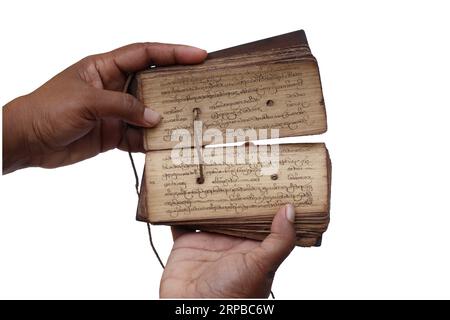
[131,30,331,247]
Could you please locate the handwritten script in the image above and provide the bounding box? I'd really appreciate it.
[139,46,327,151]
[146,144,329,223]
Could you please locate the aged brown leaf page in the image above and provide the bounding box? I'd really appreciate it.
[132,30,331,247]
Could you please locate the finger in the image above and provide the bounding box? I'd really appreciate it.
[251,204,297,272]
[171,226,195,241]
[86,89,161,127]
[103,42,207,74]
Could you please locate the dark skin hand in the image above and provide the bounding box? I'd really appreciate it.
[2,43,296,298]
[2,43,207,173]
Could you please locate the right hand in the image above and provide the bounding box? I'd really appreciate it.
[2,43,207,174]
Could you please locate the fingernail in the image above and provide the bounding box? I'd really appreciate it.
[144,108,161,126]
[285,204,296,223]
[184,45,207,55]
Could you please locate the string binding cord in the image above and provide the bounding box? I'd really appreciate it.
[122,74,165,270]
[123,73,274,299]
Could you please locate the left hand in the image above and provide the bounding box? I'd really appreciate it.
[160,204,297,298]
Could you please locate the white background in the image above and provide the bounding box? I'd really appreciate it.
[1,0,450,299]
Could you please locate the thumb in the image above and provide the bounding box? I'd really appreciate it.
[86,89,161,127]
[251,204,297,273]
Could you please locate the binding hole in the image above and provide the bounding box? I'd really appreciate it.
[266,99,274,107]
[196,176,205,184]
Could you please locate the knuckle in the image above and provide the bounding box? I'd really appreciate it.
[122,94,139,115]
[76,55,104,89]
[141,41,157,47]
[82,54,99,64]
[79,55,96,70]
[126,42,152,54]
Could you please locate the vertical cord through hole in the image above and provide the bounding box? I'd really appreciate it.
[193,108,204,184]
[266,99,274,106]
